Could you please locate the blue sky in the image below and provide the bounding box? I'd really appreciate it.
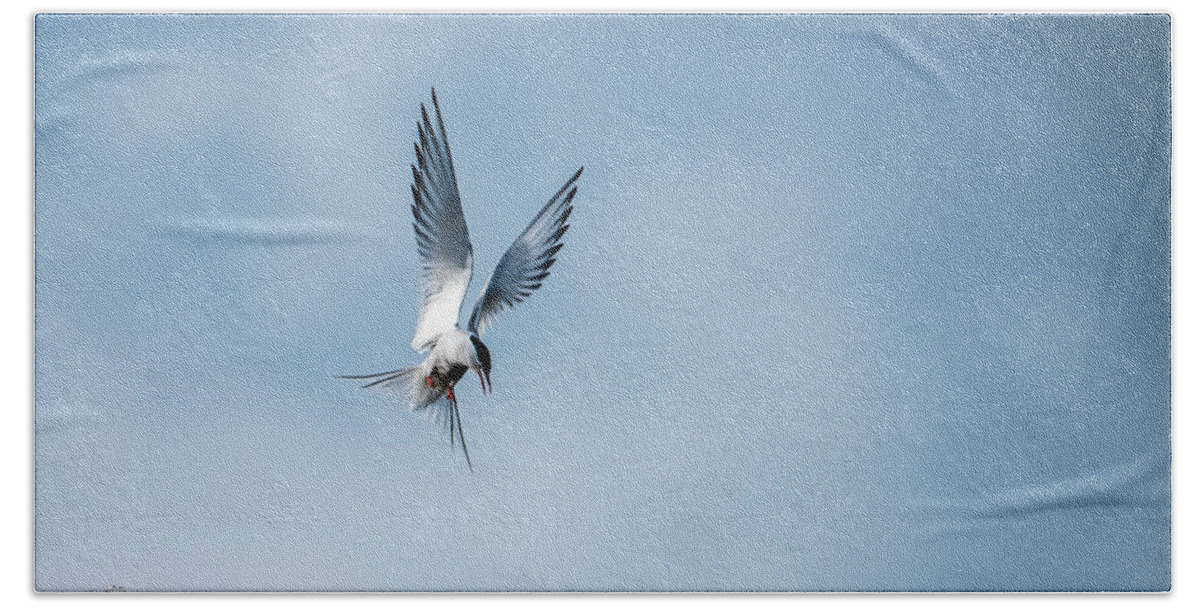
[34,13,1170,591]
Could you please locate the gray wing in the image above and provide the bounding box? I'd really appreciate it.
[467,167,582,336]
[410,89,474,352]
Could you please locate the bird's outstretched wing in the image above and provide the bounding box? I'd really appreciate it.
[466,167,582,336]
[410,89,473,352]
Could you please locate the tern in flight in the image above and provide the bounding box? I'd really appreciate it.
[341,89,581,470]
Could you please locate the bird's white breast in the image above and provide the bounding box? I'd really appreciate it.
[426,327,475,372]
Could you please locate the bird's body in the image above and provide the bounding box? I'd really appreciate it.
[341,89,581,469]
[423,326,484,394]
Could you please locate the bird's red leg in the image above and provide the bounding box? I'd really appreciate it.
[426,375,435,388]
[447,385,456,401]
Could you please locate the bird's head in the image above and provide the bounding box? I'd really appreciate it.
[469,334,492,394]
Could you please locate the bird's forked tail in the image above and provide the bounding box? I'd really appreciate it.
[337,367,472,469]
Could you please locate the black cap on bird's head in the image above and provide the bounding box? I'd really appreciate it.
[469,334,492,394]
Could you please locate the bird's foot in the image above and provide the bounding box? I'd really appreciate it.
[446,386,456,401]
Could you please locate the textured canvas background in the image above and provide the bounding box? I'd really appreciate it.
[34,13,1170,591]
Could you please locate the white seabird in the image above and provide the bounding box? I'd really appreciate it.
[342,89,582,470]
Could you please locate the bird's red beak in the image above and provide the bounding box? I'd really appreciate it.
[476,368,492,395]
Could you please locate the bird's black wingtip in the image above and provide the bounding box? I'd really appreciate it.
[564,166,584,186]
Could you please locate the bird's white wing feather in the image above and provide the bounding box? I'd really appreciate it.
[410,90,473,352]
[467,167,582,336]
